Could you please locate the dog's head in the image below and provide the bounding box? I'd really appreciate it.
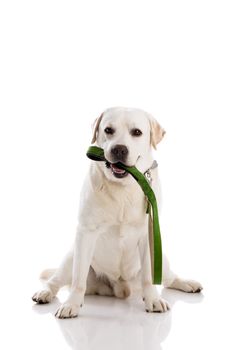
[91,107,165,184]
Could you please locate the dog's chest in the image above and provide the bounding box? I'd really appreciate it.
[103,187,146,225]
[88,181,149,280]
[92,220,146,281]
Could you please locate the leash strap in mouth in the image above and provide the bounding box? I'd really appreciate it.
[86,145,162,285]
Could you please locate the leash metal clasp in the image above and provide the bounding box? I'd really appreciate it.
[144,169,153,185]
[144,160,158,185]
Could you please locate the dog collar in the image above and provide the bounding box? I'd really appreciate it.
[86,145,162,285]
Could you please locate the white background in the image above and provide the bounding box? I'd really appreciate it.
[0,1,233,349]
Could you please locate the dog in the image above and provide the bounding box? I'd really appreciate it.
[32,107,203,318]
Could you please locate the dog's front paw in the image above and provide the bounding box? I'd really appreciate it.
[144,296,170,313]
[32,289,53,304]
[55,303,80,319]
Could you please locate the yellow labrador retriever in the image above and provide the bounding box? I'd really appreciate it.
[32,107,202,318]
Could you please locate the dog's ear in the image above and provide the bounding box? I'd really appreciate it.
[91,113,104,144]
[149,116,166,149]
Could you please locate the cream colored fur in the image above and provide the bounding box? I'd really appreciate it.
[32,107,202,318]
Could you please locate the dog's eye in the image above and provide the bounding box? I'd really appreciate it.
[131,128,142,137]
[104,127,115,135]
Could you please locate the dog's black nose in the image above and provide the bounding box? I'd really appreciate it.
[111,144,129,162]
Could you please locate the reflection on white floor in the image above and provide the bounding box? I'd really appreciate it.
[32,288,204,350]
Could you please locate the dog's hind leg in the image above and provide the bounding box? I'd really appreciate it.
[32,251,73,304]
[111,277,131,299]
[85,267,114,297]
[162,254,203,293]
[86,272,131,299]
[32,256,114,304]
[86,271,130,298]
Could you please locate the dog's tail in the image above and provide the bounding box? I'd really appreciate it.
[39,268,57,280]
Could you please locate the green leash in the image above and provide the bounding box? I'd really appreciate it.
[86,145,162,285]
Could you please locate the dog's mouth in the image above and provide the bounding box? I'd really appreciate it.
[106,162,128,178]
